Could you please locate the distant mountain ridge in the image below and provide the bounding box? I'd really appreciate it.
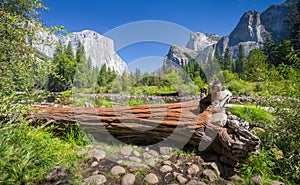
[164,0,296,67]
[35,30,127,74]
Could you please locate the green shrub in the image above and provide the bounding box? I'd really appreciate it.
[226,79,255,95]
[95,98,112,108]
[260,98,300,184]
[127,99,146,106]
[227,105,274,125]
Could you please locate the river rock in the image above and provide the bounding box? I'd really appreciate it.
[149,150,159,157]
[86,149,106,161]
[271,180,285,185]
[160,146,173,155]
[203,169,217,182]
[121,146,133,157]
[187,164,200,175]
[251,174,263,185]
[111,166,126,176]
[144,173,159,184]
[177,174,188,184]
[121,173,136,185]
[187,180,207,185]
[84,175,107,185]
[160,165,173,173]
[128,157,142,163]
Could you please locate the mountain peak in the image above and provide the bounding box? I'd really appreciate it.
[228,10,265,47]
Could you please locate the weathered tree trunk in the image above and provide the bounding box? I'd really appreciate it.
[29,89,260,166]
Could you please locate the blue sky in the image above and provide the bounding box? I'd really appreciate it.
[41,0,285,72]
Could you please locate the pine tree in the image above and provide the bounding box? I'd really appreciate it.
[65,42,74,60]
[97,64,107,87]
[243,49,268,82]
[236,45,246,75]
[223,47,233,71]
[76,41,85,63]
[215,47,222,68]
[290,0,300,50]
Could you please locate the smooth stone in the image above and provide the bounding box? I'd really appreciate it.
[91,161,99,167]
[187,180,207,185]
[92,170,99,175]
[144,173,159,184]
[142,152,153,159]
[128,157,142,163]
[111,166,126,176]
[76,150,87,156]
[121,146,133,157]
[203,169,217,182]
[271,180,285,185]
[251,175,263,185]
[173,172,180,177]
[160,165,173,173]
[177,175,188,184]
[121,173,136,185]
[86,149,106,161]
[145,158,156,167]
[160,146,173,155]
[187,164,200,175]
[148,150,159,157]
[132,150,141,157]
[209,162,221,176]
[163,160,172,166]
[84,175,106,185]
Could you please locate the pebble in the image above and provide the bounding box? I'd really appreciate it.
[121,173,136,185]
[86,149,106,161]
[148,150,159,157]
[187,180,207,185]
[91,161,99,167]
[187,164,200,175]
[251,174,263,185]
[111,166,126,176]
[144,173,159,184]
[121,146,133,157]
[160,165,173,173]
[271,180,285,185]
[163,160,172,166]
[177,174,188,184]
[143,152,153,159]
[145,158,157,167]
[84,175,107,185]
[160,146,173,155]
[203,169,217,182]
[128,156,142,163]
[209,162,221,176]
[132,150,141,157]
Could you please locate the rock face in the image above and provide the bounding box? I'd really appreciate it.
[261,0,296,42]
[35,30,127,74]
[164,32,219,68]
[164,45,198,67]
[228,11,266,47]
[216,10,266,58]
[164,0,296,67]
[187,32,219,51]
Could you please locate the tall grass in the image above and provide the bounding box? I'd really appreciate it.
[0,121,89,184]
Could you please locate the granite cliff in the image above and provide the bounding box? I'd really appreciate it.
[164,0,296,67]
[35,30,127,74]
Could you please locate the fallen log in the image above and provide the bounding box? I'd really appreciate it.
[29,88,260,166]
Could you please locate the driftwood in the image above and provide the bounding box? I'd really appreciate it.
[30,86,260,166]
